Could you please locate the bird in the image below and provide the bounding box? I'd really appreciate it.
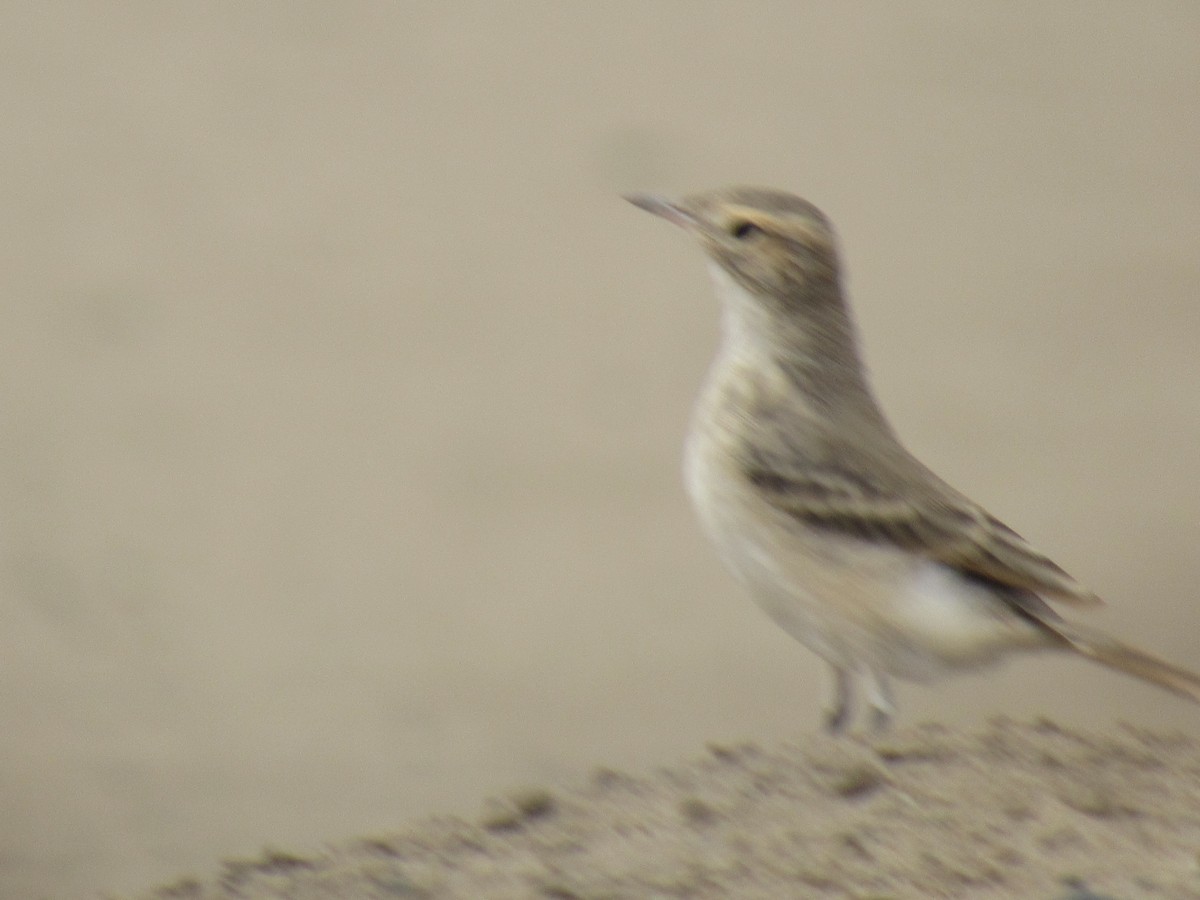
[625,185,1200,732]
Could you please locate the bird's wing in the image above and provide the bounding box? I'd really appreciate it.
[745,453,1102,605]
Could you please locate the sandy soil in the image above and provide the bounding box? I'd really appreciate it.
[132,720,1200,899]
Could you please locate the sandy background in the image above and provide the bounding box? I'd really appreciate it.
[2,4,1198,898]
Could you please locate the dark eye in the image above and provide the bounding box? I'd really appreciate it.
[729,219,763,240]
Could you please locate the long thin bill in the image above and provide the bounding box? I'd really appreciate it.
[622,193,697,230]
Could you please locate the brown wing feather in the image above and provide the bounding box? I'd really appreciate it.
[744,453,1102,606]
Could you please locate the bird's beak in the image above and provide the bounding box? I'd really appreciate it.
[623,193,698,231]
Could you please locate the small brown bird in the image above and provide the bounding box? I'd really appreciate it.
[627,186,1200,732]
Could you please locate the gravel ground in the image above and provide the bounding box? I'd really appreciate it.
[131,720,1200,899]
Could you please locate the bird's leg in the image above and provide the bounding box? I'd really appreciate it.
[864,667,895,732]
[823,665,854,734]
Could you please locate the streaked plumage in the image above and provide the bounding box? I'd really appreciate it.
[628,186,1200,730]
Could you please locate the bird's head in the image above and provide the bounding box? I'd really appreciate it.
[625,186,842,305]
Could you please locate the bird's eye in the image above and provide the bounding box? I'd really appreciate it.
[729,219,763,240]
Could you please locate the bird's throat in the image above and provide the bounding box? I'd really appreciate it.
[706,262,885,426]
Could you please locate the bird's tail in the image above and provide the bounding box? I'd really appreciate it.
[1049,622,1200,704]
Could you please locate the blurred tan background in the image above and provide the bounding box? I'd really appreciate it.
[2,4,1198,898]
